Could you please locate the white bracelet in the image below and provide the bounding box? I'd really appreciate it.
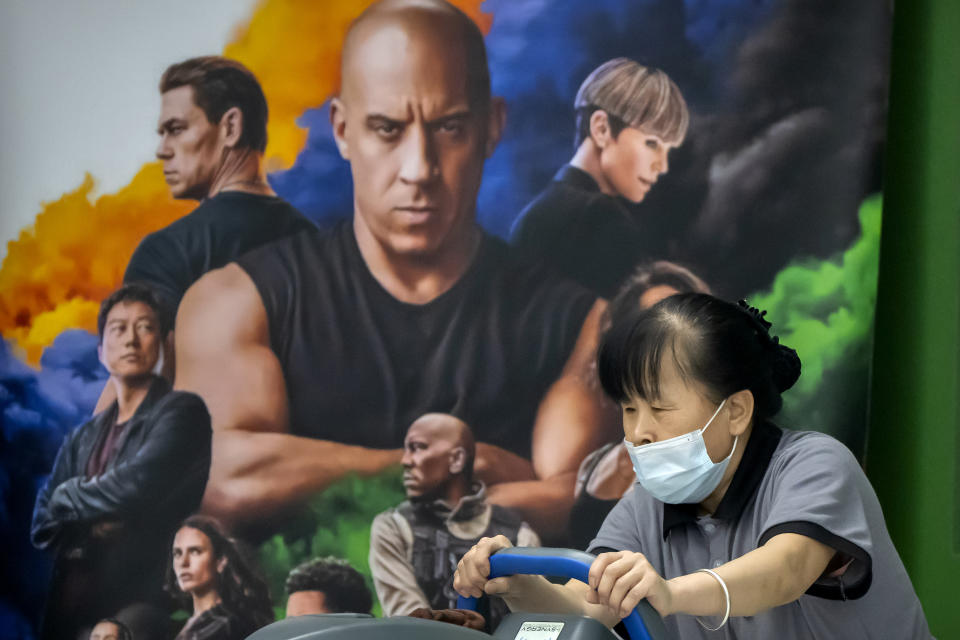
[695,568,730,631]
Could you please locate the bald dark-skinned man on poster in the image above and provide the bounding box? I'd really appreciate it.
[174,0,618,539]
[370,414,539,629]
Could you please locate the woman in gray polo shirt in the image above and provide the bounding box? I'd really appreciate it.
[455,294,931,639]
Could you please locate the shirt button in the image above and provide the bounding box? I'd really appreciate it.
[713,560,723,568]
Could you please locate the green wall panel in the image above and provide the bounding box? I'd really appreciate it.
[868,0,960,636]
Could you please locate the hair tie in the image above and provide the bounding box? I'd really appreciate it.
[738,300,802,392]
[736,299,775,345]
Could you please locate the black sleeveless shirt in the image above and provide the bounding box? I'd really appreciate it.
[237,221,595,457]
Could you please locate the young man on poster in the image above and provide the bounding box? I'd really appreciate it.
[174,0,617,538]
[284,557,373,617]
[31,284,211,640]
[93,57,313,411]
[89,618,131,640]
[125,56,313,337]
[369,414,538,629]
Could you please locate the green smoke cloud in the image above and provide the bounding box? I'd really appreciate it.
[257,470,406,618]
[749,194,882,457]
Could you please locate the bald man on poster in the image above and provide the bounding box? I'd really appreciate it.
[174,0,617,538]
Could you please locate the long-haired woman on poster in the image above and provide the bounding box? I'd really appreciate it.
[166,515,274,640]
[568,261,711,550]
[455,294,931,639]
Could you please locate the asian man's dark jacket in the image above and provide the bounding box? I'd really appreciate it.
[31,375,211,639]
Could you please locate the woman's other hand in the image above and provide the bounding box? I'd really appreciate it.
[586,551,673,619]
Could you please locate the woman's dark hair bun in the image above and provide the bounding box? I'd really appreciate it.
[736,299,773,334]
[598,294,803,421]
[736,299,801,393]
[770,343,801,392]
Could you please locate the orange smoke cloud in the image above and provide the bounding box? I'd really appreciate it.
[0,0,490,364]
[0,166,191,363]
[9,299,102,365]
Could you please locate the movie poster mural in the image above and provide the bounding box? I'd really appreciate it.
[1,0,891,638]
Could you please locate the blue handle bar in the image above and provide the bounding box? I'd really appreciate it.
[456,547,654,640]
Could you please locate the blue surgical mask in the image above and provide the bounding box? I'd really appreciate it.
[624,399,737,504]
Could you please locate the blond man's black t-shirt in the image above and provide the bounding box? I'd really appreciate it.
[237,221,595,457]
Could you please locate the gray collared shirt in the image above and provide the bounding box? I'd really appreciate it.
[589,423,932,639]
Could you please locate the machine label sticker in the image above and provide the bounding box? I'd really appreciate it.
[516,621,565,640]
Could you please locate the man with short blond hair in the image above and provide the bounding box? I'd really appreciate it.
[123,56,312,333]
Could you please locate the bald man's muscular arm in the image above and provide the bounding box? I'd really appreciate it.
[174,264,401,530]
[485,300,620,540]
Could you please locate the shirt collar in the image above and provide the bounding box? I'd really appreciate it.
[554,164,637,225]
[554,164,602,192]
[142,374,172,409]
[415,481,487,523]
[662,420,783,539]
[99,375,169,428]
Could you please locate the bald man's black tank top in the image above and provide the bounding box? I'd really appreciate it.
[236,221,595,458]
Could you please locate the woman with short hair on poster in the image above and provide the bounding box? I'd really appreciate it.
[510,58,689,299]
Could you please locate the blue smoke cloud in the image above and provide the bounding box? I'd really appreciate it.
[268,103,355,227]
[1,331,106,635]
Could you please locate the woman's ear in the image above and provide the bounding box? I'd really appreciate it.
[217,556,228,574]
[726,389,754,436]
[589,110,612,149]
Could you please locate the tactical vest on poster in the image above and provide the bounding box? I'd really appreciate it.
[397,502,523,629]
